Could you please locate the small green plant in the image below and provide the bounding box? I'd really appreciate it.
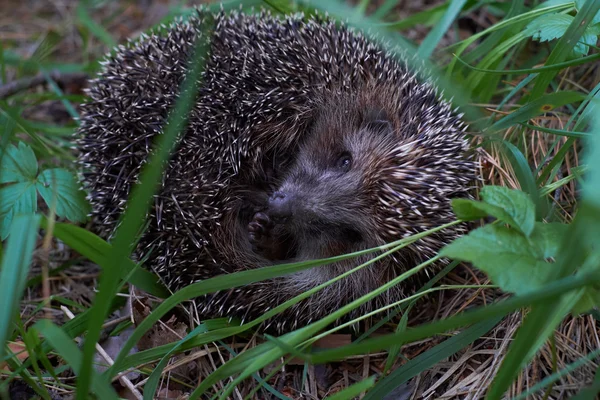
[0,141,90,239]
[442,185,599,312]
[526,0,600,57]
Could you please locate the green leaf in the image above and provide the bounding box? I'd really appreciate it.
[0,183,37,240]
[0,142,38,183]
[441,222,567,295]
[481,186,536,236]
[452,198,505,220]
[529,222,568,259]
[527,14,574,43]
[451,186,536,236]
[36,168,90,222]
[575,26,600,56]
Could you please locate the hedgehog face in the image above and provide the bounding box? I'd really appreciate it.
[265,107,397,259]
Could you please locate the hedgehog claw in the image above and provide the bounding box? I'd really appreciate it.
[248,212,273,251]
[253,212,271,225]
[248,221,264,233]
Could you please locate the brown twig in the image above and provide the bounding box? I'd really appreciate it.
[0,72,88,100]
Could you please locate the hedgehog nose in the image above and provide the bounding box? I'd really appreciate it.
[268,191,293,220]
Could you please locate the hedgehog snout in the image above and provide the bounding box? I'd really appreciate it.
[267,191,294,221]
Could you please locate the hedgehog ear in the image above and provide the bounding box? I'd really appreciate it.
[362,108,393,134]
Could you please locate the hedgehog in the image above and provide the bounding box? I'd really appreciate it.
[77,8,477,333]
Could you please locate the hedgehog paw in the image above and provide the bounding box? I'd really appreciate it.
[248,212,273,252]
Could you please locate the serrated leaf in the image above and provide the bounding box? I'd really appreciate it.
[527,13,600,56]
[0,183,38,240]
[0,142,38,183]
[36,168,90,222]
[441,222,567,295]
[451,186,536,236]
[527,14,574,43]
[574,29,599,56]
[450,198,494,221]
[481,186,536,236]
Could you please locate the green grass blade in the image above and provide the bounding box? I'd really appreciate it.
[445,2,573,76]
[307,271,598,364]
[1,50,88,74]
[520,123,589,138]
[143,323,209,399]
[489,91,585,131]
[378,1,479,30]
[454,51,600,75]
[364,316,502,399]
[498,140,544,218]
[529,0,600,100]
[108,225,450,377]
[487,291,586,399]
[372,0,402,20]
[0,215,40,363]
[190,249,449,399]
[75,2,117,48]
[417,0,467,59]
[213,339,290,400]
[40,70,80,120]
[75,19,214,398]
[27,31,62,70]
[538,81,600,185]
[356,260,459,344]
[460,0,524,65]
[514,347,600,399]
[35,320,118,399]
[325,376,376,399]
[44,220,169,298]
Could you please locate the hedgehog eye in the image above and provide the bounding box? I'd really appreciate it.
[335,152,352,172]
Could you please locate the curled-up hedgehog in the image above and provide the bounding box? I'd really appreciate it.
[77,9,477,333]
